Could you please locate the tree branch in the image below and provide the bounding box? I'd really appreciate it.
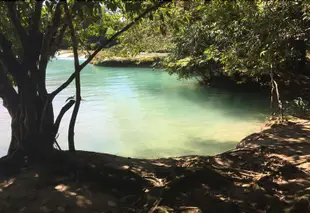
[5,2,28,48]
[65,1,81,152]
[270,71,283,119]
[0,32,22,87]
[29,1,43,35]
[80,0,169,71]
[41,2,62,51]
[53,100,75,137]
[50,0,169,99]
[65,3,79,69]
[0,61,19,117]
[38,2,62,97]
[51,24,68,55]
[48,2,80,58]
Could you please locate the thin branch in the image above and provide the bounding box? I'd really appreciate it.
[50,0,169,99]
[53,99,75,151]
[272,79,283,119]
[5,2,28,48]
[40,1,79,68]
[270,72,274,109]
[65,3,79,69]
[53,100,75,137]
[80,1,169,71]
[270,71,283,119]
[55,24,68,46]
[65,1,81,152]
[54,139,62,151]
[49,23,68,57]
[48,2,80,57]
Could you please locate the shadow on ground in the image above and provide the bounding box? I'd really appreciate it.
[0,118,310,212]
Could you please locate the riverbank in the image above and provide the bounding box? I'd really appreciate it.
[0,117,309,212]
[56,50,168,67]
[56,50,89,59]
[91,52,167,67]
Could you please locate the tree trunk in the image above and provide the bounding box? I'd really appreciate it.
[6,97,55,158]
[296,39,307,73]
[0,0,167,160]
[65,2,81,152]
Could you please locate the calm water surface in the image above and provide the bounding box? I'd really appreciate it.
[0,59,268,158]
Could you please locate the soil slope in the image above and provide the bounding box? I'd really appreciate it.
[0,118,309,213]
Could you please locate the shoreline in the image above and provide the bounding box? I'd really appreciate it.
[91,52,167,68]
[56,49,168,67]
[0,117,309,212]
[55,50,88,60]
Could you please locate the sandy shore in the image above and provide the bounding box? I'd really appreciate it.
[55,50,89,60]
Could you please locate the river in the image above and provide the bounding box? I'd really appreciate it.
[0,59,268,158]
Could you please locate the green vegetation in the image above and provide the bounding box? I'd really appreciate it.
[166,0,309,84]
[92,0,310,115]
[1,1,310,212]
[105,0,310,116]
[0,0,169,157]
[88,4,174,66]
[91,52,167,66]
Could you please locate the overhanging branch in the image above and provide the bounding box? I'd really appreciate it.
[50,0,170,99]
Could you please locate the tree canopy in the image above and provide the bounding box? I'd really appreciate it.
[0,0,171,158]
[164,0,309,86]
[1,0,309,158]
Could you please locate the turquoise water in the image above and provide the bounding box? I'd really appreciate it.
[0,59,268,158]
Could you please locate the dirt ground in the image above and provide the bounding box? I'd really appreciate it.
[0,118,310,213]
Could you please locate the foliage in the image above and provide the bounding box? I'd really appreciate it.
[109,19,174,55]
[91,52,167,67]
[89,5,175,63]
[165,0,310,86]
[0,0,170,156]
[284,97,310,118]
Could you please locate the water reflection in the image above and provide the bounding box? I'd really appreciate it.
[0,59,268,158]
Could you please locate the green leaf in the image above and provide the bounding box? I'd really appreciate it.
[260,50,267,57]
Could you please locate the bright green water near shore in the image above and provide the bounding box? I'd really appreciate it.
[0,59,268,158]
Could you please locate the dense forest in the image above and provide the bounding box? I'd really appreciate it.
[0,0,310,212]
